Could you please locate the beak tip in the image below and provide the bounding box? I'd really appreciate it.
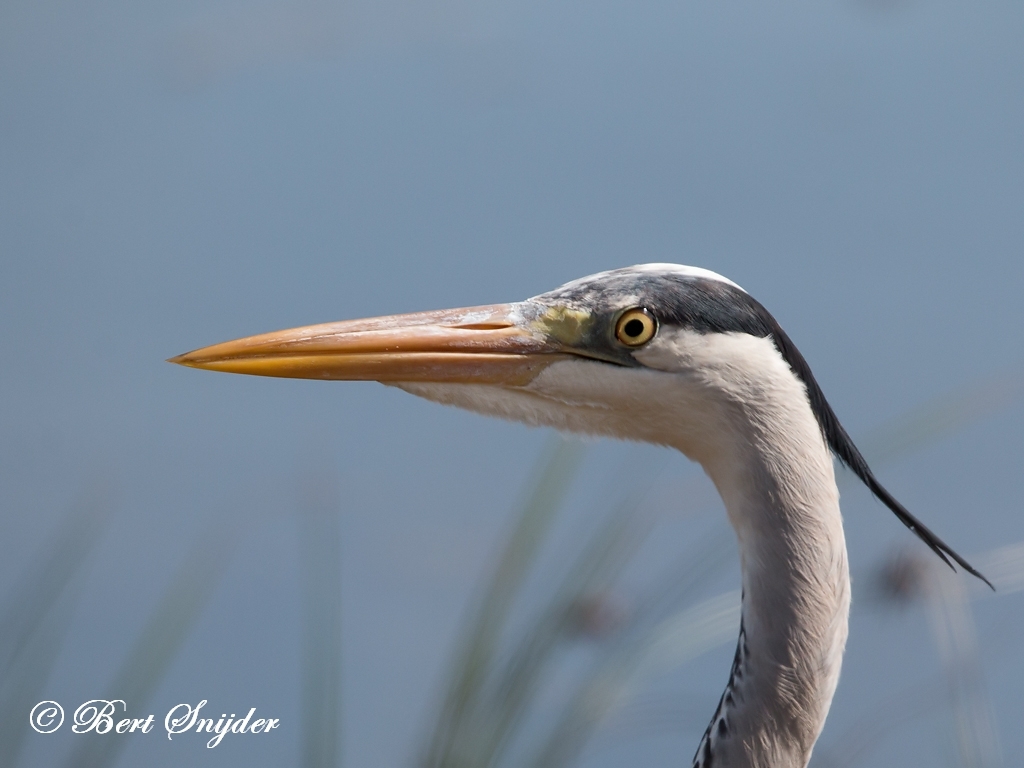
[168,352,199,368]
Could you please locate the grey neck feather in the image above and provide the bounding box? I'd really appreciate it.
[651,337,850,768]
[690,438,849,768]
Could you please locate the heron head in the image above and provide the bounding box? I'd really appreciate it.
[169,264,994,586]
[169,264,795,448]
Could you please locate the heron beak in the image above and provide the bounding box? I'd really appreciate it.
[168,303,571,386]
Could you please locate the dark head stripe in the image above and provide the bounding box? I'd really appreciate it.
[671,278,990,587]
[540,268,990,587]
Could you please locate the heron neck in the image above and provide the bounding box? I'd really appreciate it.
[684,404,850,768]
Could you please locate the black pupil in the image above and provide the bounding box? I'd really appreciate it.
[623,318,645,338]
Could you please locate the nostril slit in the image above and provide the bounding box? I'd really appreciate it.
[452,323,514,330]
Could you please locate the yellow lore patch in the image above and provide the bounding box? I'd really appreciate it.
[531,306,594,346]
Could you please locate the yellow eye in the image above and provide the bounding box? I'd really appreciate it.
[614,308,657,347]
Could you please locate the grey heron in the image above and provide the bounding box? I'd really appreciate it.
[171,264,989,768]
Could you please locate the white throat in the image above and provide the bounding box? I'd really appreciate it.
[398,330,851,768]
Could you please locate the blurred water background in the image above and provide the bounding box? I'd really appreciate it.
[1,0,1023,766]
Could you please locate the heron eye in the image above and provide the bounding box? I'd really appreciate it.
[614,308,657,347]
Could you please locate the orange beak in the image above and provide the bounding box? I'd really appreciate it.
[169,303,571,386]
